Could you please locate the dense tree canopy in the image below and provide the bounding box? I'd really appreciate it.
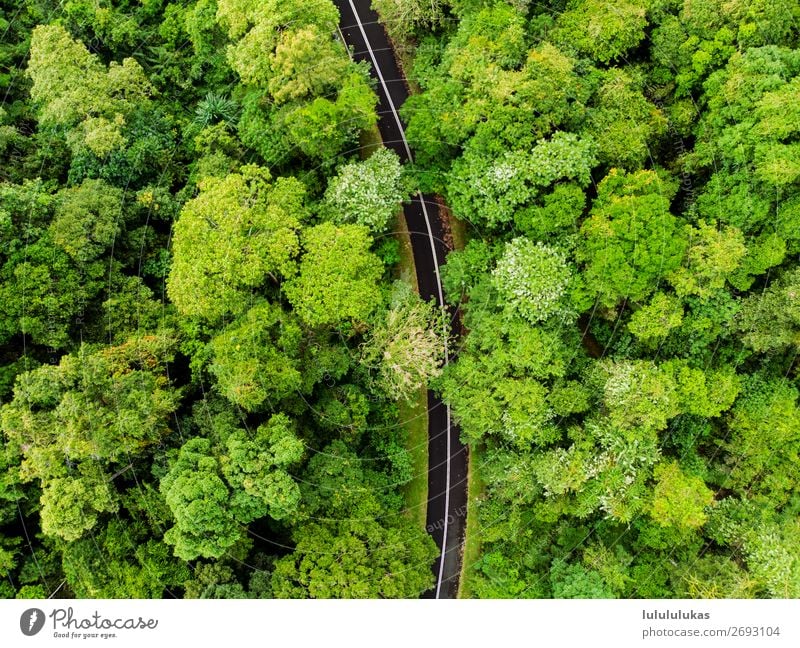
[167,166,306,321]
[0,0,437,601]
[0,0,798,603]
[578,169,686,307]
[283,222,384,328]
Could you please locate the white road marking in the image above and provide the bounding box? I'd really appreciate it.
[48,579,66,599]
[344,0,453,599]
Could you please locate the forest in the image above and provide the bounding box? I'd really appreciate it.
[1,0,799,599]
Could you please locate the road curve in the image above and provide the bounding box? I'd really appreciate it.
[334,0,469,599]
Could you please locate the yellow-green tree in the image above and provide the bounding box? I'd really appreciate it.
[167,166,307,321]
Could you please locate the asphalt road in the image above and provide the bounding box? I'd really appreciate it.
[334,0,469,599]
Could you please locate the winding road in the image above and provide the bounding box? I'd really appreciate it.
[334,0,469,599]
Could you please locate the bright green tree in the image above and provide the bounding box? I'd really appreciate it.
[1,334,181,477]
[208,301,304,410]
[628,293,684,344]
[668,222,747,299]
[271,518,437,598]
[50,179,123,262]
[553,0,649,64]
[61,517,189,598]
[219,0,377,163]
[372,0,446,40]
[39,470,118,542]
[650,462,714,530]
[27,24,153,156]
[448,132,596,228]
[267,26,349,104]
[161,415,304,561]
[284,222,383,328]
[737,268,800,352]
[167,166,306,321]
[161,438,241,561]
[220,414,304,522]
[578,169,687,307]
[583,68,667,169]
[0,239,104,348]
[492,238,572,324]
[720,376,800,507]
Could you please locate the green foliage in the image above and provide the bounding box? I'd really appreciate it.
[27,24,153,156]
[323,148,407,232]
[514,183,585,240]
[650,462,713,530]
[583,68,668,170]
[266,26,349,104]
[2,335,181,478]
[553,0,649,64]
[1,0,799,603]
[492,238,572,324]
[167,165,306,321]
[403,9,588,168]
[40,472,118,542]
[628,293,684,343]
[300,440,396,518]
[221,0,377,163]
[668,222,747,299]
[360,282,445,401]
[98,275,166,343]
[448,132,596,228]
[194,92,238,128]
[183,562,247,599]
[0,238,104,348]
[440,239,499,303]
[284,222,384,328]
[737,268,800,352]
[62,518,189,598]
[50,179,123,262]
[688,46,800,293]
[221,414,304,521]
[161,437,241,561]
[412,0,800,602]
[578,169,687,307]
[276,71,377,161]
[720,376,800,507]
[439,305,575,447]
[743,519,800,598]
[161,413,304,561]
[271,517,437,598]
[599,359,738,432]
[550,559,615,598]
[272,439,436,598]
[373,0,447,41]
[208,301,304,410]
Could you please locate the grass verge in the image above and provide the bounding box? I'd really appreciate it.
[359,121,383,157]
[398,384,429,530]
[392,177,429,531]
[450,214,469,250]
[457,443,484,598]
